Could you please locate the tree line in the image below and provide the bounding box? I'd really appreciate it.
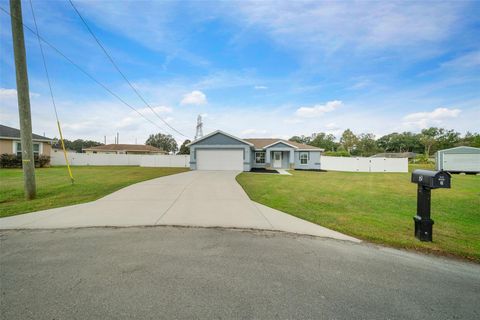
[289,127,480,157]
[55,127,479,156]
[52,135,191,154]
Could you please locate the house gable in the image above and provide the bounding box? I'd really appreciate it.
[189,131,252,146]
[264,141,297,149]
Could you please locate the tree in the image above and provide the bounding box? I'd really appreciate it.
[340,129,358,154]
[419,127,443,156]
[52,139,103,153]
[435,129,460,152]
[309,132,338,151]
[146,133,178,153]
[355,133,379,156]
[460,132,480,147]
[178,139,191,155]
[376,132,422,153]
[289,135,311,145]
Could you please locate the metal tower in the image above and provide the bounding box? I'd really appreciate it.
[195,114,203,140]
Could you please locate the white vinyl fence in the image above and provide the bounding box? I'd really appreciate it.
[51,152,189,168]
[320,156,408,173]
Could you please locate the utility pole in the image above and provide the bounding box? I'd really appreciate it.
[10,0,36,200]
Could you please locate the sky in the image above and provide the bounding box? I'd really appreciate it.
[1,0,479,145]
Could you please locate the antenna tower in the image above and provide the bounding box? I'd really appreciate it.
[195,115,203,140]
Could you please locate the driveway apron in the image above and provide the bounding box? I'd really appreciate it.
[0,171,358,242]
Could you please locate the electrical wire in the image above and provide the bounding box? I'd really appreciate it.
[68,0,189,139]
[0,5,175,136]
[28,0,74,183]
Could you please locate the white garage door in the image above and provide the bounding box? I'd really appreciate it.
[196,149,244,171]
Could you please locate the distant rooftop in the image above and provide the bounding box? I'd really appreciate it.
[0,124,52,141]
[370,152,416,158]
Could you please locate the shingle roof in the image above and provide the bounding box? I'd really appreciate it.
[0,124,52,141]
[83,144,166,153]
[244,138,323,150]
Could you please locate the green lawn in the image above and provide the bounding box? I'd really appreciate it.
[237,165,480,262]
[0,166,189,218]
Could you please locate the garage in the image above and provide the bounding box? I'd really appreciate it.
[196,149,244,171]
[436,146,480,173]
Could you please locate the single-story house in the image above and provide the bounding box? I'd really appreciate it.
[187,130,324,171]
[0,124,52,156]
[83,144,167,155]
[435,146,480,173]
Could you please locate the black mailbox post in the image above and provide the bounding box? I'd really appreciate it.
[411,169,451,241]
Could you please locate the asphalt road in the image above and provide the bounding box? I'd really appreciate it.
[1,227,479,319]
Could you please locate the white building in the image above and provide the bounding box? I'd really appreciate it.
[435,146,480,173]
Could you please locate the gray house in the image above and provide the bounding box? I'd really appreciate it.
[187,130,323,171]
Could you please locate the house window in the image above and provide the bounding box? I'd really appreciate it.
[16,142,40,156]
[255,152,265,164]
[299,152,308,165]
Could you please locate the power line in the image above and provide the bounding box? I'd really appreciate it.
[68,0,189,138]
[0,5,173,136]
[28,0,74,183]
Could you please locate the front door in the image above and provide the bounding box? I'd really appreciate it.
[273,151,282,168]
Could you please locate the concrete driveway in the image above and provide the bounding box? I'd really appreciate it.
[0,171,357,242]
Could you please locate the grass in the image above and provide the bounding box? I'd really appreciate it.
[237,164,480,262]
[0,166,189,218]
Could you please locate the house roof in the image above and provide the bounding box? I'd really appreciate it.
[244,138,323,151]
[187,130,254,147]
[0,124,52,141]
[370,152,417,158]
[83,144,166,153]
[436,146,480,154]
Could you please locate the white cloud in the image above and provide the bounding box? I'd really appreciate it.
[180,90,207,105]
[295,100,342,118]
[227,1,465,53]
[441,51,480,69]
[254,85,268,90]
[402,107,461,128]
[0,88,17,98]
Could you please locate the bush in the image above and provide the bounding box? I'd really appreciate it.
[37,155,51,167]
[412,154,434,164]
[323,151,351,157]
[0,154,21,168]
[0,153,51,168]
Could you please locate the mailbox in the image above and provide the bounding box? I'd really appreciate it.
[411,169,451,189]
[411,169,451,242]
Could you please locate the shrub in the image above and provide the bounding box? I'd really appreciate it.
[37,155,51,167]
[0,153,51,168]
[412,154,434,164]
[0,154,21,168]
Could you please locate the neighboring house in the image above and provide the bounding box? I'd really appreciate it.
[83,144,167,155]
[187,130,324,171]
[435,146,480,173]
[0,124,52,156]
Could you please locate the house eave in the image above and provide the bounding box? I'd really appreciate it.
[263,141,299,149]
[0,136,53,143]
[187,130,254,147]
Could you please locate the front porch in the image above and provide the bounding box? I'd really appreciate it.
[266,149,294,169]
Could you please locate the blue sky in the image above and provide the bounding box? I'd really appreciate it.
[1,0,479,144]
